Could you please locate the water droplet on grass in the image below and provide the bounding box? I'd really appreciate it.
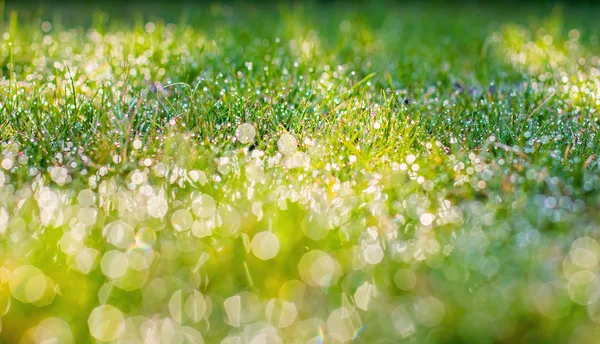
[277,133,297,155]
[235,123,256,144]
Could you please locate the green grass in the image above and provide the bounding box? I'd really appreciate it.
[1,2,600,343]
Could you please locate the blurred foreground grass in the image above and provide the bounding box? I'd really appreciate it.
[0,2,600,343]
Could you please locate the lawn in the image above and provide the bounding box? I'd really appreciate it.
[1,1,600,343]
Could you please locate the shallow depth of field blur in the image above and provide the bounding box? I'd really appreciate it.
[0,1,600,343]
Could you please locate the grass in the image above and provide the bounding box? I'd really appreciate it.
[0,1,600,343]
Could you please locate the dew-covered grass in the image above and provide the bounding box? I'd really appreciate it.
[1,2,600,343]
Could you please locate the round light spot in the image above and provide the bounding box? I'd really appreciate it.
[298,250,341,288]
[293,318,325,343]
[104,220,135,249]
[100,250,129,279]
[301,212,330,241]
[326,307,362,342]
[185,290,207,323]
[535,283,572,320]
[235,123,257,144]
[171,209,193,232]
[77,207,98,226]
[279,280,306,307]
[77,189,96,207]
[126,244,154,271]
[420,213,435,226]
[391,305,416,338]
[9,265,47,303]
[31,275,56,307]
[223,292,261,327]
[191,220,213,238]
[41,21,52,32]
[191,194,216,219]
[88,305,125,342]
[169,290,186,323]
[35,317,73,344]
[354,283,375,311]
[277,133,297,155]
[414,296,445,327]
[119,315,147,343]
[363,244,384,265]
[59,231,84,256]
[265,298,298,328]
[394,269,417,291]
[182,326,205,344]
[568,270,600,305]
[147,195,168,218]
[136,227,157,246]
[214,206,240,237]
[133,139,143,150]
[75,247,100,274]
[570,237,600,269]
[114,266,149,291]
[251,231,280,260]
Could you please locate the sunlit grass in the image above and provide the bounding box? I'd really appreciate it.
[0,2,600,343]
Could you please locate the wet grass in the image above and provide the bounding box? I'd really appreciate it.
[0,2,600,343]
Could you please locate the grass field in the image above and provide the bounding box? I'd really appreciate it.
[1,1,600,343]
